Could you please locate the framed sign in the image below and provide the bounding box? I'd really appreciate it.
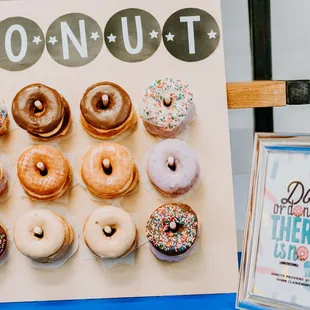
[238,133,310,309]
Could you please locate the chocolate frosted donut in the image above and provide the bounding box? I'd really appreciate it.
[80,82,137,139]
[0,224,8,259]
[12,83,71,139]
[146,203,198,262]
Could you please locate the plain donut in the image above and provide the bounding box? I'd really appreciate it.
[14,210,74,263]
[83,206,137,258]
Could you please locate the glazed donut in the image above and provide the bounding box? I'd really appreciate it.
[141,78,195,138]
[81,142,139,199]
[0,98,9,136]
[14,210,74,263]
[0,223,8,259]
[17,145,72,201]
[80,82,137,139]
[83,206,137,258]
[0,162,8,196]
[12,83,71,140]
[147,139,200,196]
[146,203,198,262]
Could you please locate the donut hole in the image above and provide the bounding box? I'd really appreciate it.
[34,230,44,239]
[102,164,113,175]
[103,227,116,237]
[167,161,177,172]
[38,167,48,177]
[167,221,183,233]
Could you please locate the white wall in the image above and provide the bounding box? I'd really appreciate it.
[271,0,310,133]
[221,0,253,250]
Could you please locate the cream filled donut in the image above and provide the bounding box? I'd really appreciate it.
[146,203,198,262]
[14,210,74,263]
[17,145,72,201]
[12,83,71,140]
[147,139,200,196]
[141,78,195,138]
[0,162,8,196]
[83,206,137,258]
[80,82,137,139]
[81,142,139,199]
[0,99,9,136]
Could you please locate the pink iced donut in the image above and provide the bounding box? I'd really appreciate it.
[294,205,304,217]
[296,246,308,261]
[141,78,195,138]
[147,139,200,196]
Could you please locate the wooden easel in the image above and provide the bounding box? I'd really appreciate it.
[227,80,309,109]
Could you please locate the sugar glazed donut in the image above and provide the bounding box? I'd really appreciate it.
[147,139,200,197]
[146,203,198,262]
[0,98,9,136]
[141,78,195,138]
[17,145,72,200]
[12,83,71,140]
[14,210,74,263]
[0,162,8,196]
[0,223,8,259]
[80,82,137,139]
[81,142,139,199]
[83,206,137,258]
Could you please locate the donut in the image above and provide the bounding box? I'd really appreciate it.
[147,139,200,197]
[0,223,8,259]
[80,82,137,139]
[294,205,304,217]
[0,162,8,196]
[17,145,72,201]
[146,203,198,262]
[296,246,309,261]
[12,83,71,140]
[14,210,74,263]
[83,206,137,258]
[0,98,9,136]
[141,78,195,138]
[81,142,139,199]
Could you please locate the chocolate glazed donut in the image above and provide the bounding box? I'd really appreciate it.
[12,83,71,139]
[80,82,137,139]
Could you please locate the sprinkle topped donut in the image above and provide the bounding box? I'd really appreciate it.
[141,78,195,138]
[0,224,8,259]
[0,99,9,136]
[146,203,198,261]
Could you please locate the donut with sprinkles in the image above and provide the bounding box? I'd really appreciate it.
[0,223,8,259]
[141,78,195,139]
[146,202,198,262]
[0,98,9,136]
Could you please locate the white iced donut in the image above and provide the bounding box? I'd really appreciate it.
[141,78,195,138]
[83,206,137,258]
[14,210,73,263]
[147,139,200,196]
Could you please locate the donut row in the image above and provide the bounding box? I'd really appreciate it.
[0,203,198,263]
[0,140,199,200]
[0,78,195,140]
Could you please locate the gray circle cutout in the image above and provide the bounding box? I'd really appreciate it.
[104,8,161,62]
[0,17,45,71]
[163,8,220,62]
[46,13,103,67]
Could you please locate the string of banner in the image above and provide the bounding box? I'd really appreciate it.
[0,8,220,71]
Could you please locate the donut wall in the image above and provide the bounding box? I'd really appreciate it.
[0,0,238,303]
